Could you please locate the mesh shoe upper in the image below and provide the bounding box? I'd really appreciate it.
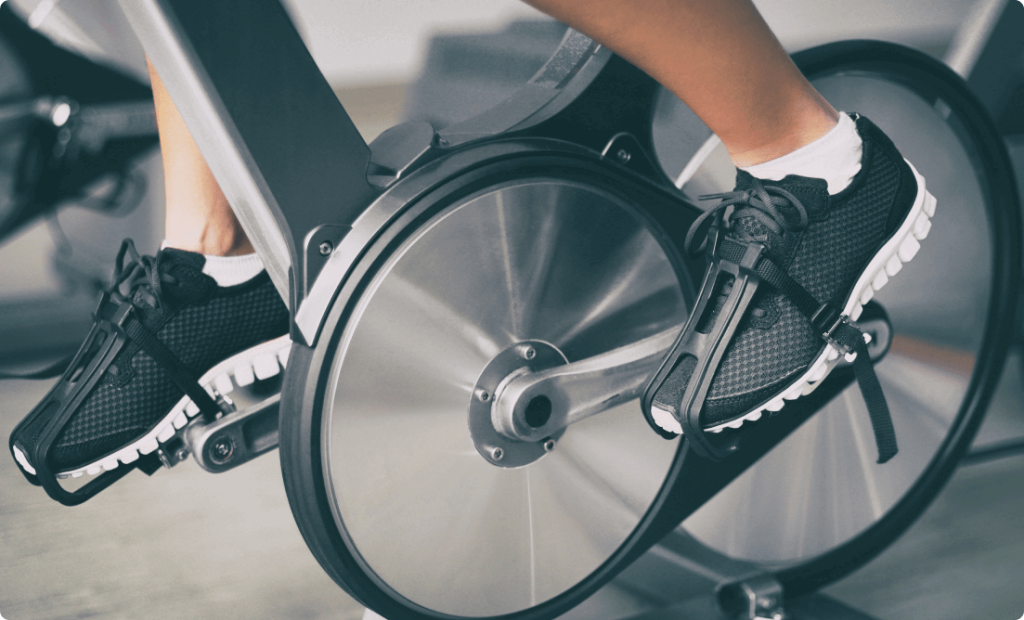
[47,246,289,470]
[655,114,917,426]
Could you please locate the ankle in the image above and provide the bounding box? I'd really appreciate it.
[728,111,840,168]
[163,228,254,257]
[737,113,863,195]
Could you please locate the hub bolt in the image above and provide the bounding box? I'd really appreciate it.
[475,389,491,403]
[522,346,536,360]
[175,448,190,463]
[319,241,334,256]
[616,148,631,164]
[490,447,504,461]
[543,438,556,452]
[209,436,235,465]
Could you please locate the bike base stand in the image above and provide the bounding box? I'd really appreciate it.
[566,529,884,620]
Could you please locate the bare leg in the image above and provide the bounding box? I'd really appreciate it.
[522,0,839,167]
[148,58,253,256]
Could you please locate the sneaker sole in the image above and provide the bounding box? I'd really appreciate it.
[13,335,292,480]
[651,160,935,436]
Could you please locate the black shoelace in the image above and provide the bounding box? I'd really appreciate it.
[110,238,178,309]
[685,178,809,255]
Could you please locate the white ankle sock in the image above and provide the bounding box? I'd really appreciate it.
[739,113,862,195]
[201,253,264,287]
[160,241,265,287]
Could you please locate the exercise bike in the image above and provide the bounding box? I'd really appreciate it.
[26,0,1024,618]
[0,3,156,249]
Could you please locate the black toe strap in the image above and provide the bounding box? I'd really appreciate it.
[124,317,222,420]
[726,237,898,463]
[851,330,898,463]
[641,229,767,460]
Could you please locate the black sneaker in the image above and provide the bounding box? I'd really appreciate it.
[644,114,934,462]
[9,240,290,487]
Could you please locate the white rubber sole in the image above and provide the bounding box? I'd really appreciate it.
[13,335,292,481]
[652,160,935,436]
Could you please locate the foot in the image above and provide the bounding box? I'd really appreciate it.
[10,240,290,483]
[648,114,934,460]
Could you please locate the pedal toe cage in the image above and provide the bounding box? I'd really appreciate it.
[8,292,223,505]
[641,221,898,463]
[641,221,766,460]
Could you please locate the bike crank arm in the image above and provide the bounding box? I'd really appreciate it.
[491,326,681,443]
[183,394,281,473]
[155,392,282,474]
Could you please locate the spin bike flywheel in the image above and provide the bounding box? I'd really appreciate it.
[282,141,698,619]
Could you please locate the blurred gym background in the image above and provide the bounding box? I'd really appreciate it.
[1,1,1023,619]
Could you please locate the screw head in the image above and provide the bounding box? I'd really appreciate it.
[543,438,556,452]
[616,148,631,164]
[475,388,491,403]
[318,241,334,256]
[175,448,190,462]
[522,346,536,360]
[490,447,504,461]
[209,437,235,465]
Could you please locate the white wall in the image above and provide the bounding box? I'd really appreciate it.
[285,0,545,86]
[287,0,973,87]
[7,0,976,88]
